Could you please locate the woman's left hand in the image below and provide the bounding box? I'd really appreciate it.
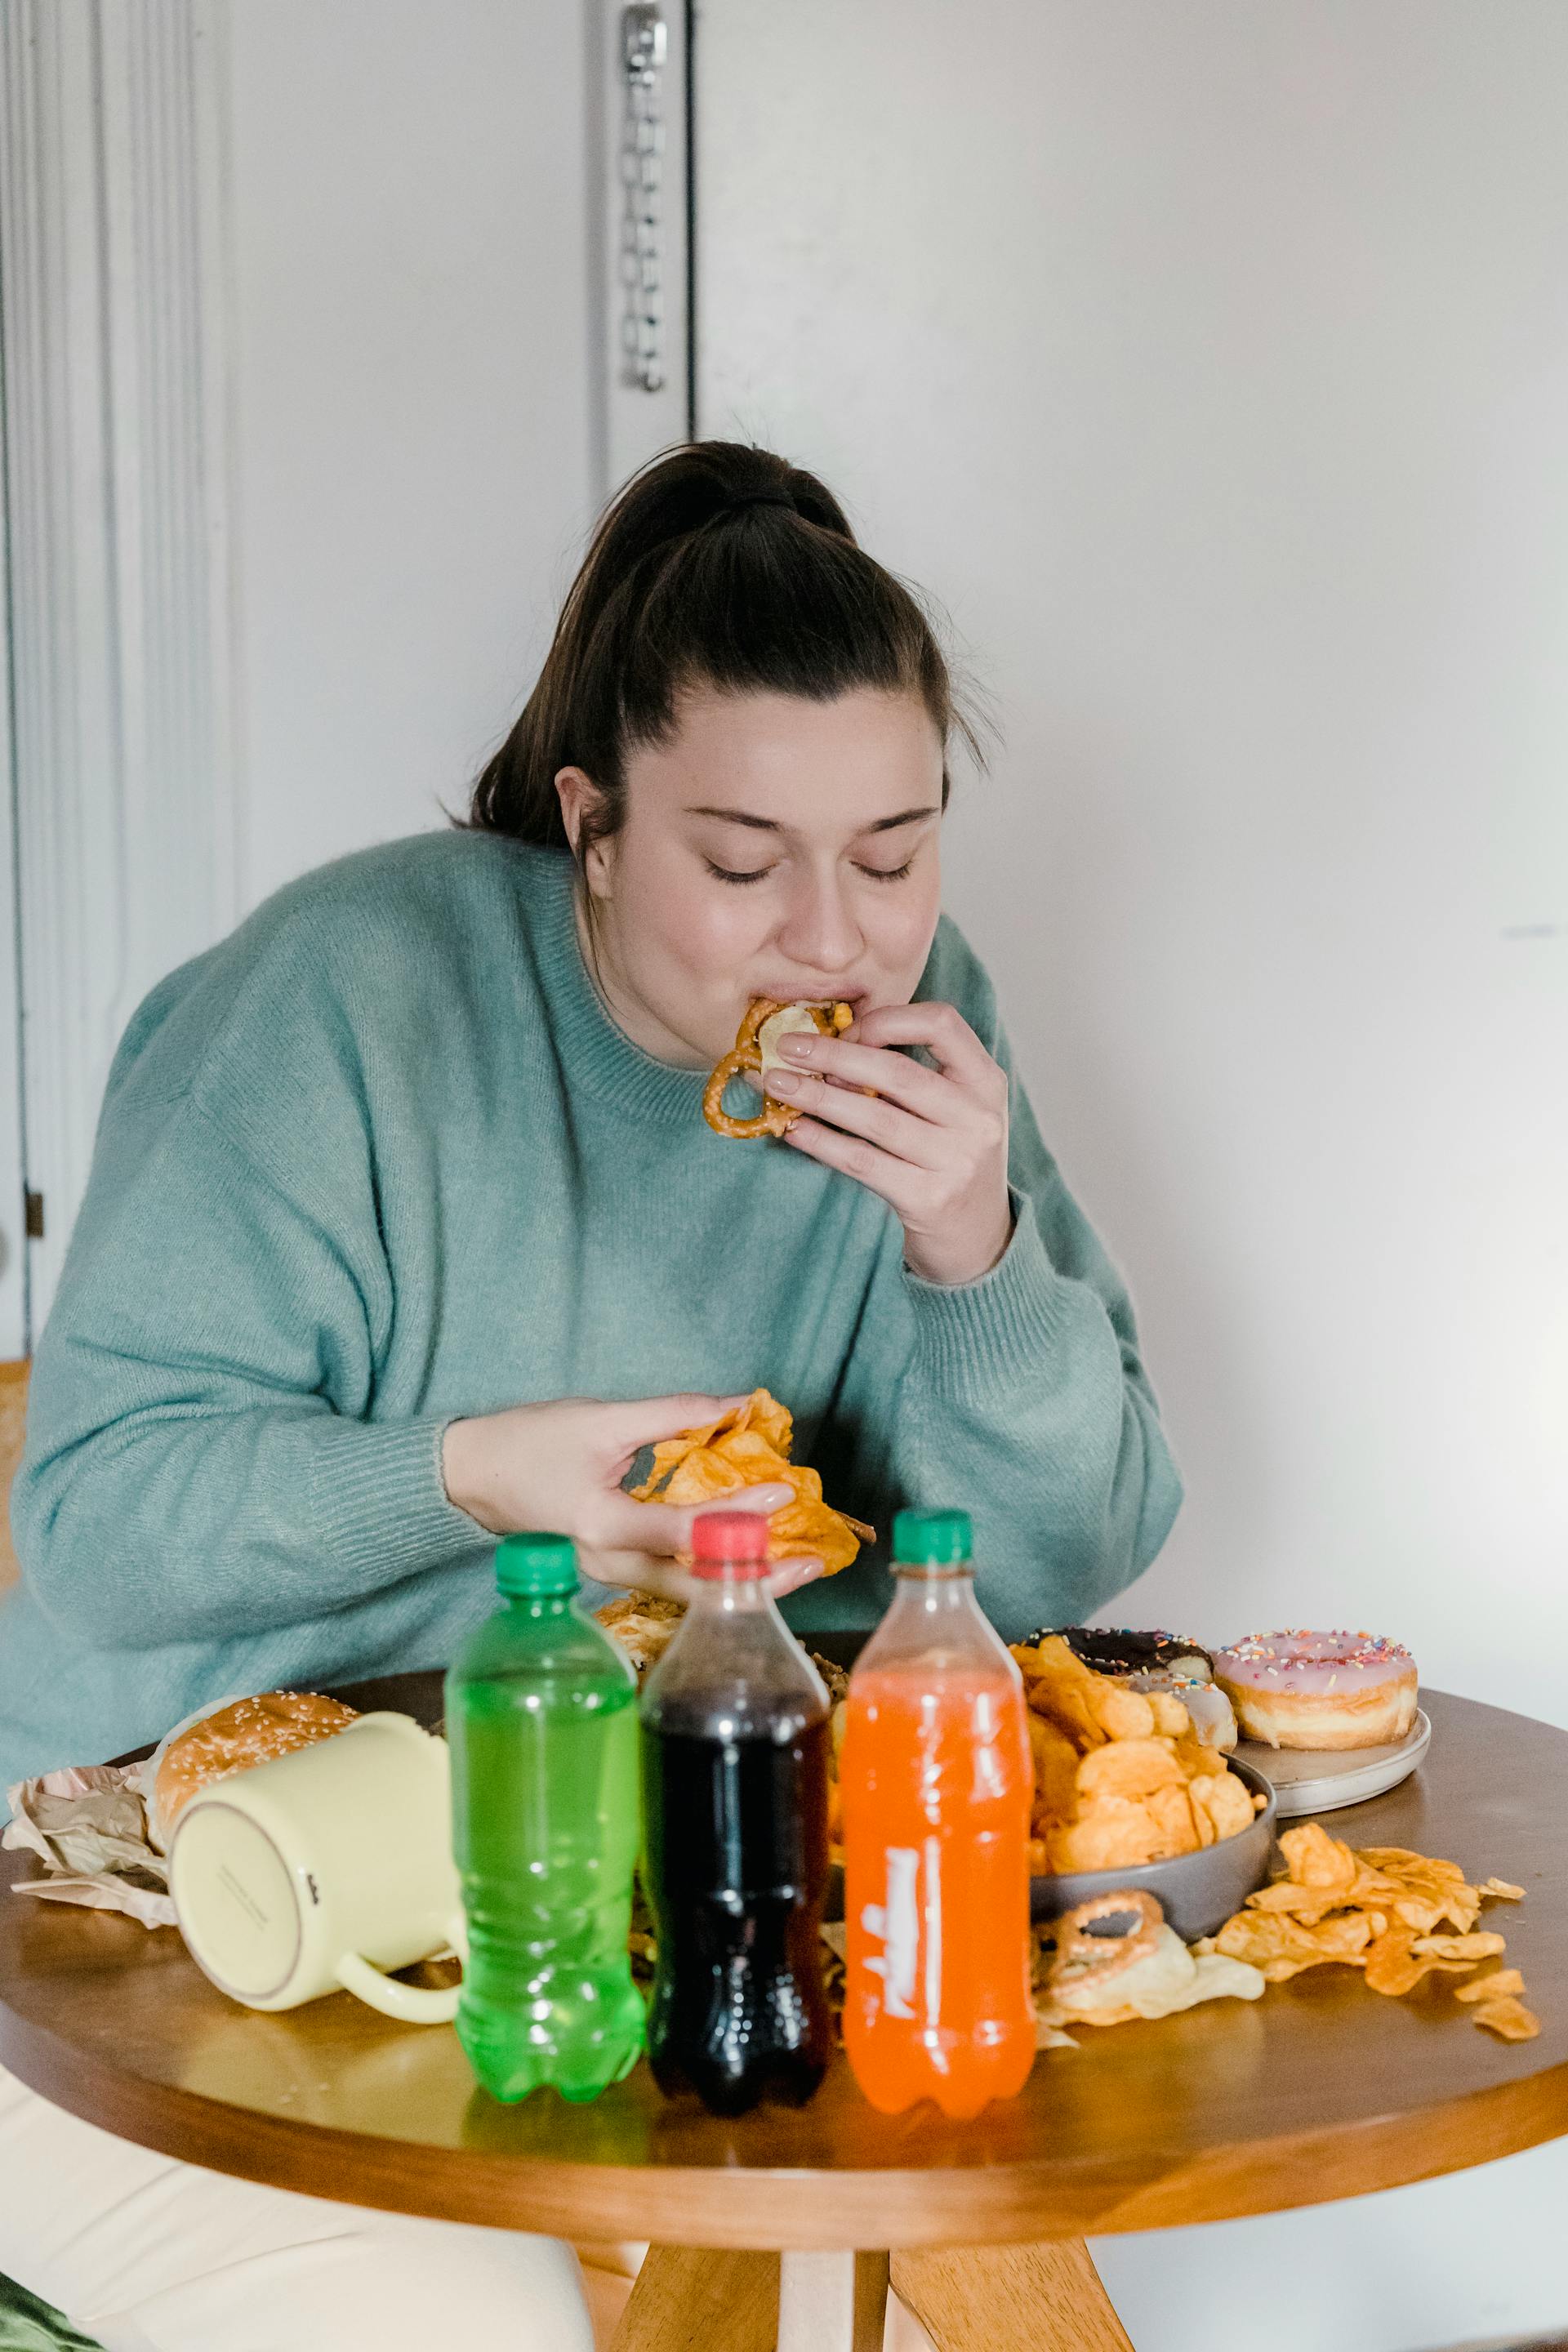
[766,1002,1015,1286]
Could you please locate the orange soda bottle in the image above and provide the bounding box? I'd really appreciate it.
[842,1508,1034,2118]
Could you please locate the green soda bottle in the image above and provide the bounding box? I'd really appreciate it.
[445,1533,645,2102]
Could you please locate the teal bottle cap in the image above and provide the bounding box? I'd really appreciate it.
[892,1508,973,1567]
[495,1531,577,1597]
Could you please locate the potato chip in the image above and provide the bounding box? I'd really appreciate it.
[1214,1907,1374,1981]
[1412,1932,1507,1962]
[1147,1690,1192,1739]
[1175,1735,1231,1780]
[1076,1738,1184,1803]
[1010,1637,1265,1872]
[628,1388,871,1574]
[1245,1880,1320,1914]
[1455,1968,1526,2004]
[1478,1877,1525,1902]
[1471,1996,1540,2042]
[1051,1796,1170,1874]
[1363,1927,1423,1996]
[1144,1780,1202,1859]
[1358,1847,1468,1887]
[1189,1769,1254,1847]
[1204,1829,1535,2040]
[1399,1889,1481,1935]
[1361,1927,1477,1995]
[1278,1822,1358,1892]
[1027,1713,1081,1826]
[1017,1638,1159,1744]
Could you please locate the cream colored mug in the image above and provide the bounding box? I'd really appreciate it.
[168,1712,465,2022]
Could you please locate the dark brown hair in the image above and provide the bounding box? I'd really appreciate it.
[466,439,980,855]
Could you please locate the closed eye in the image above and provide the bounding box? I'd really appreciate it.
[704,854,918,886]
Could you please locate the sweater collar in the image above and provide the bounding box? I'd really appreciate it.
[528,848,712,1128]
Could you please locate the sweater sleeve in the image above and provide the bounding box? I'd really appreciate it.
[13,1085,480,1655]
[800,933,1183,1643]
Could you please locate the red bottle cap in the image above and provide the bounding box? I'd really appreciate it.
[689,1509,772,1579]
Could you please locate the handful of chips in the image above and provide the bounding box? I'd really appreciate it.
[626,1388,874,1576]
[1196,1821,1536,2039]
[1009,1633,1264,1872]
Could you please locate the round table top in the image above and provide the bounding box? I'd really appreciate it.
[2,1679,1564,2251]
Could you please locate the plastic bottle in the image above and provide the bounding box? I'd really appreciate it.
[639,1509,832,2114]
[444,1532,645,2102]
[841,1507,1035,2118]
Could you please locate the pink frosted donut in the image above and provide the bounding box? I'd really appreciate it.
[1213,1630,1417,1751]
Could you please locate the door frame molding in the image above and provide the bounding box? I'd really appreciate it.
[0,0,240,1337]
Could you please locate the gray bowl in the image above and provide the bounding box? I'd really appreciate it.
[1030,1756,1278,1943]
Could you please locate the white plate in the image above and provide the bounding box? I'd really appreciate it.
[1232,1708,1431,1819]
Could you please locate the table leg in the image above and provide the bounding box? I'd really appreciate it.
[777,2249,890,2352]
[891,2241,1133,2352]
[608,2245,892,2352]
[607,2245,777,2352]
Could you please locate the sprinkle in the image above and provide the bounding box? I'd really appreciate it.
[1217,1630,1412,1673]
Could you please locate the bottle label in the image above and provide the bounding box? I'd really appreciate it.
[860,1843,928,2020]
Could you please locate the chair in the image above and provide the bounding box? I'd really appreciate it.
[0,1363,104,2345]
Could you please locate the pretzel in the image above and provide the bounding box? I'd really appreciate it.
[1049,1889,1165,1995]
[702,997,853,1141]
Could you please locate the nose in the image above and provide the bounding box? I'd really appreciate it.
[774,862,865,979]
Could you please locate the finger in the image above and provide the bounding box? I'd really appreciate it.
[768,1067,947,1166]
[573,1544,823,1607]
[599,1391,753,1454]
[690,1488,793,1522]
[782,1116,924,1213]
[848,1000,1002,1087]
[773,1029,955,1120]
[574,1546,699,1604]
[590,1484,793,1557]
[764,1556,825,1598]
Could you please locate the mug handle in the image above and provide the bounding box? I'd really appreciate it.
[334,1912,468,2025]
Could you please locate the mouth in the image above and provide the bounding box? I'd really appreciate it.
[755,986,868,1009]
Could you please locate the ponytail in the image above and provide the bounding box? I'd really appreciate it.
[466,440,978,854]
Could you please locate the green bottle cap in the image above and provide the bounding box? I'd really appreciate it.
[495,1531,577,1597]
[892,1508,973,1567]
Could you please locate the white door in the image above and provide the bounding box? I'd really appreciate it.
[697,0,1568,1728]
[0,390,23,1362]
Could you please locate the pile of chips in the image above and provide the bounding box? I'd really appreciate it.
[1009,1633,1264,1873]
[627,1388,873,1575]
[1196,1821,1536,2039]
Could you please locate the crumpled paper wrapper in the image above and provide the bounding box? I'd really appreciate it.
[3,1764,175,1929]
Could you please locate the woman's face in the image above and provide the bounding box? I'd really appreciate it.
[559,686,946,1067]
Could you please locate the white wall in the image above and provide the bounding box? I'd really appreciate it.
[698,0,1568,1731]
[224,0,602,906]
[698,11,1568,2347]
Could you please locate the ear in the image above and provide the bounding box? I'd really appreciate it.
[554,767,616,897]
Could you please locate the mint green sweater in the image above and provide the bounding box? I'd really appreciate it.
[0,835,1180,1779]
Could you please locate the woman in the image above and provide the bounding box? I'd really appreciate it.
[0,442,1180,2347]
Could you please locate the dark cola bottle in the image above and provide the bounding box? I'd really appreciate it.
[639,1508,832,2115]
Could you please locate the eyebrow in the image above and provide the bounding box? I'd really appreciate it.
[684,804,941,835]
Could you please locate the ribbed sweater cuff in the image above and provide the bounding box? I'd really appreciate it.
[313,1416,478,1588]
[903,1193,1074,1402]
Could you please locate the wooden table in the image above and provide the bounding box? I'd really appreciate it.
[2,1682,1565,2352]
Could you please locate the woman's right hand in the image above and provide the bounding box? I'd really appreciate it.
[439,1392,822,1604]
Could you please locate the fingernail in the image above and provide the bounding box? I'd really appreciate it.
[766,1067,801,1094]
[779,1035,814,1059]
